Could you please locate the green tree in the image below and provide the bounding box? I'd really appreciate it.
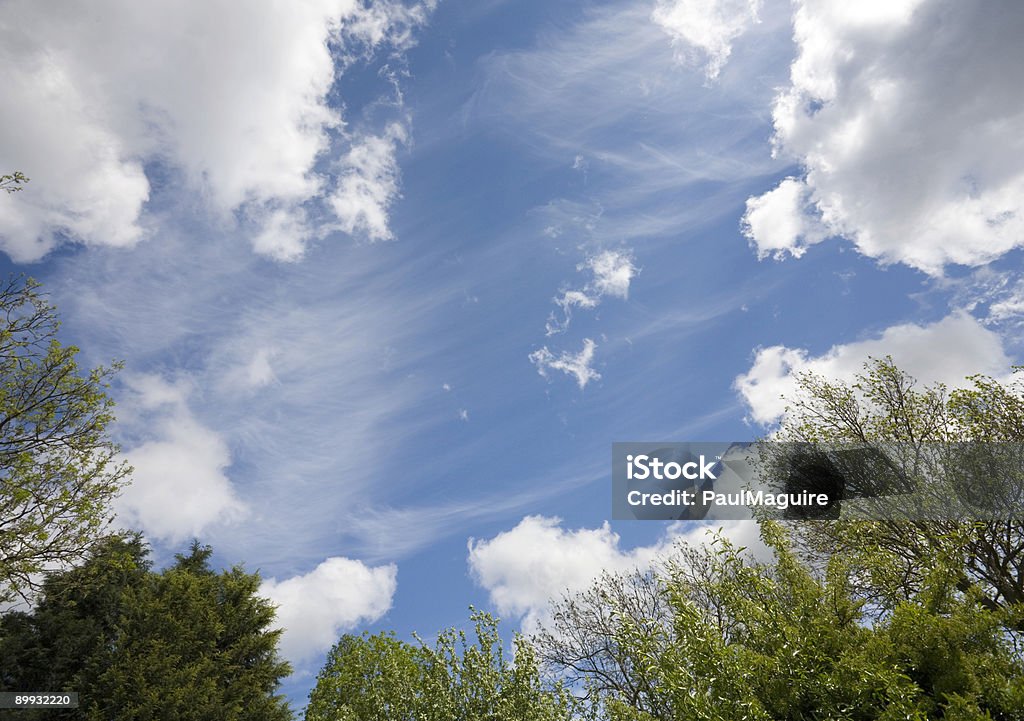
[540,525,1024,721]
[0,172,28,194]
[0,533,149,717]
[533,568,672,719]
[766,357,1024,613]
[0,275,130,602]
[305,610,578,721]
[0,536,292,721]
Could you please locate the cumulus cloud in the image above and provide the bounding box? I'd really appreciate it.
[734,313,1012,425]
[0,0,432,262]
[652,0,761,79]
[116,375,247,543]
[530,338,600,389]
[741,177,825,259]
[468,515,764,631]
[330,123,408,241]
[743,0,1024,274]
[261,556,397,662]
[547,250,637,335]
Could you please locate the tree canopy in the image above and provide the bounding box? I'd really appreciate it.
[0,535,293,721]
[765,357,1024,614]
[305,610,578,721]
[0,275,130,602]
[537,523,1024,720]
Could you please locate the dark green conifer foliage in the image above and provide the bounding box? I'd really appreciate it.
[0,536,292,721]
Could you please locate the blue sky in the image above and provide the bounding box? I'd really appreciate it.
[3,0,1024,708]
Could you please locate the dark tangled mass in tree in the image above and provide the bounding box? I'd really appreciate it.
[765,357,1024,614]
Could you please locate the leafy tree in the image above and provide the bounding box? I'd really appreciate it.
[766,357,1024,614]
[539,525,1024,721]
[0,172,28,193]
[0,275,130,602]
[305,610,578,721]
[0,536,292,721]
[533,568,672,719]
[0,533,149,717]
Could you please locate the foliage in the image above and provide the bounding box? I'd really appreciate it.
[305,610,579,721]
[0,172,28,194]
[0,275,130,602]
[0,535,292,721]
[539,524,1024,721]
[764,357,1024,613]
[533,567,673,719]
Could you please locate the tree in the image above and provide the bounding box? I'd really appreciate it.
[305,610,579,721]
[765,356,1024,614]
[533,568,672,719]
[538,524,1024,721]
[0,171,28,194]
[0,533,149,719]
[0,535,293,721]
[0,275,130,601]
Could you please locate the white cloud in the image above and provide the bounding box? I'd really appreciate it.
[587,249,636,299]
[652,0,761,79]
[744,0,1024,274]
[951,269,1024,330]
[0,56,150,262]
[741,177,825,259]
[547,250,637,335]
[0,0,431,262]
[468,515,764,631]
[246,349,279,389]
[251,208,312,263]
[330,123,408,241]
[116,375,247,543]
[735,313,1012,425]
[530,338,600,389]
[990,293,1024,326]
[261,556,397,662]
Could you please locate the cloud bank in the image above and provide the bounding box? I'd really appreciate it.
[735,313,1012,425]
[0,0,432,261]
[743,0,1024,274]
